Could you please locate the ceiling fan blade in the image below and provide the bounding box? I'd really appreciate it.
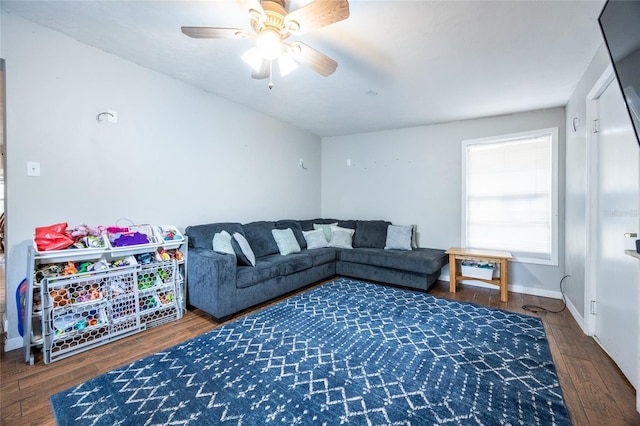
[181,27,253,40]
[288,42,337,76]
[284,0,350,35]
[237,0,266,19]
[251,59,270,79]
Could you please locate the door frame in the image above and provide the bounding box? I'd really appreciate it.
[585,65,640,407]
[584,64,615,337]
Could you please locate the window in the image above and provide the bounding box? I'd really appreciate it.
[462,128,558,265]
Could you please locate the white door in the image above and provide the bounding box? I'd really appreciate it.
[594,78,639,389]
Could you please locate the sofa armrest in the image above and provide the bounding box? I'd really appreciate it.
[187,248,238,319]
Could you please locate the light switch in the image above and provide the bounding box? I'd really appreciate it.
[27,161,41,176]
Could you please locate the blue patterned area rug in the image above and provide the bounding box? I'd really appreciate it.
[50,277,571,425]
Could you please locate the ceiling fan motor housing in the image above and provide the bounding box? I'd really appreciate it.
[251,0,293,38]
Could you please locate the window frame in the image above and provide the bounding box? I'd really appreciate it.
[461,127,559,266]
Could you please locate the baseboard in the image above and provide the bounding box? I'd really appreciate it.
[565,296,587,334]
[4,336,23,352]
[438,274,563,299]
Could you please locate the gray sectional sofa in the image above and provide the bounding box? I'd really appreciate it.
[185,219,448,321]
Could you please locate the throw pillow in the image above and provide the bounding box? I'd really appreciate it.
[242,221,279,258]
[313,222,338,242]
[330,224,355,236]
[231,232,256,266]
[212,230,235,255]
[354,220,391,248]
[384,225,413,250]
[411,224,418,248]
[271,228,301,256]
[303,229,330,249]
[329,229,354,249]
[276,220,307,249]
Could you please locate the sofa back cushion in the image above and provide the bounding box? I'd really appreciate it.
[337,220,357,230]
[185,222,245,249]
[276,220,307,249]
[243,221,279,258]
[298,218,340,231]
[354,220,392,248]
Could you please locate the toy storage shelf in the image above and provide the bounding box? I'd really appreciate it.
[23,237,188,365]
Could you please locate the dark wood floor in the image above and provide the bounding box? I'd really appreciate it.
[1,279,638,425]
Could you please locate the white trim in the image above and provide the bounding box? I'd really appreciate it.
[439,273,590,335]
[439,273,563,300]
[461,128,559,266]
[565,295,587,333]
[584,64,615,337]
[4,336,23,352]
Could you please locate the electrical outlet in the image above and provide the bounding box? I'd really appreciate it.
[27,161,40,176]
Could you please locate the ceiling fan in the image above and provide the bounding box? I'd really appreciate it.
[182,0,350,88]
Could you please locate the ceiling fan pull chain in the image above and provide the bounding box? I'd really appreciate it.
[268,60,274,89]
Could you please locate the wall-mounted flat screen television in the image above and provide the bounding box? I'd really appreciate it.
[598,0,640,147]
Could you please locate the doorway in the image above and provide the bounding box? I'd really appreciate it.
[586,65,639,391]
[0,59,5,340]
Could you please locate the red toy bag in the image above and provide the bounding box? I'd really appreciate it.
[34,222,73,251]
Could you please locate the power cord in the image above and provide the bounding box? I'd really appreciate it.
[522,274,570,314]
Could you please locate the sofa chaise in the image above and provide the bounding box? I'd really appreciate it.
[185,219,448,321]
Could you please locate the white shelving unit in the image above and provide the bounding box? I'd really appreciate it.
[23,236,187,365]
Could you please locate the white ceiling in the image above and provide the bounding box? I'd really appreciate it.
[1,0,606,137]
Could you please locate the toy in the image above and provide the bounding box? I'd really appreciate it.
[111,258,130,268]
[159,291,174,305]
[89,259,109,271]
[139,295,158,310]
[71,223,107,238]
[162,249,183,262]
[62,261,78,275]
[137,271,156,290]
[158,226,181,241]
[158,248,171,261]
[35,264,63,283]
[50,288,69,307]
[76,262,91,274]
[135,252,153,265]
[158,268,170,281]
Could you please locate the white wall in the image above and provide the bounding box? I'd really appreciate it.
[564,44,610,321]
[322,107,567,297]
[1,13,322,350]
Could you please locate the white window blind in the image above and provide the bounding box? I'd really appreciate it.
[462,128,558,265]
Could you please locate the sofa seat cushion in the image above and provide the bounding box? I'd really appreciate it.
[259,253,313,276]
[185,222,244,249]
[337,248,447,275]
[236,261,281,289]
[304,247,337,266]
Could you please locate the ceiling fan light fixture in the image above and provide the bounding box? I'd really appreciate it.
[286,20,301,34]
[242,47,263,72]
[278,52,298,76]
[256,29,282,60]
[182,0,351,81]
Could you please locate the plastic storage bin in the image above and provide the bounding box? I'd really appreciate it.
[461,261,496,279]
